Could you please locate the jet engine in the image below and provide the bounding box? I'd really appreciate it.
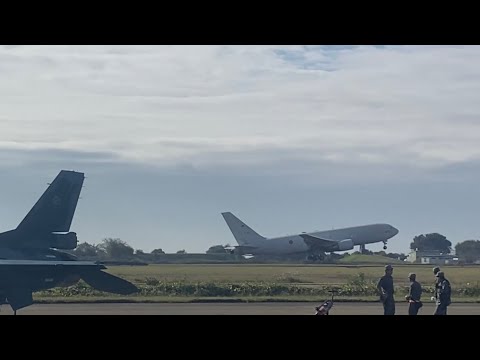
[229,248,245,256]
[336,239,354,251]
[49,232,78,250]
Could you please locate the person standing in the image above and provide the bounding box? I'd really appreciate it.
[405,273,423,315]
[377,264,395,315]
[434,271,451,315]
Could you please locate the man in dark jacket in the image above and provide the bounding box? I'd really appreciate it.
[377,264,395,315]
[405,273,422,315]
[434,271,451,315]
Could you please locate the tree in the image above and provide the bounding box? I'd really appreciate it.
[176,249,186,254]
[455,240,480,263]
[97,238,134,259]
[410,233,452,253]
[151,248,165,256]
[206,245,228,254]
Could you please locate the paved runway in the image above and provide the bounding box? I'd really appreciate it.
[1,301,479,315]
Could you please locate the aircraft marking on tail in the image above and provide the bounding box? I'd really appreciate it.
[16,170,85,236]
[221,212,265,246]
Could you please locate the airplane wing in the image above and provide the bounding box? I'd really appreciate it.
[299,234,354,252]
[0,260,139,312]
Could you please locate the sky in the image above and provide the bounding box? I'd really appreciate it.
[0,45,479,255]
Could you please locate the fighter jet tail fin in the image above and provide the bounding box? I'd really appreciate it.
[16,170,85,236]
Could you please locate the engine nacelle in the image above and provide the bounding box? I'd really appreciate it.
[336,239,354,251]
[229,248,244,255]
[49,232,78,250]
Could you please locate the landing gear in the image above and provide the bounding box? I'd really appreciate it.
[359,244,366,254]
[383,241,387,250]
[306,254,324,262]
[14,310,16,316]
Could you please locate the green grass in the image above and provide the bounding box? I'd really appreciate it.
[26,263,480,304]
[338,254,405,264]
[103,263,480,288]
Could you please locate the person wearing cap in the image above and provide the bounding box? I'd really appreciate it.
[434,271,451,315]
[405,273,423,315]
[377,264,395,315]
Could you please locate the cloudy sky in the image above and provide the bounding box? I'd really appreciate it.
[1,45,479,255]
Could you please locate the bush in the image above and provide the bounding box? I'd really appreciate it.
[33,279,480,298]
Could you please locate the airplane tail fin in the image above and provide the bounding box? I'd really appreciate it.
[16,170,85,236]
[221,212,265,246]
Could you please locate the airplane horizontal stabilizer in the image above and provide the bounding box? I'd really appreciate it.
[225,245,258,255]
[228,245,258,251]
[80,270,140,295]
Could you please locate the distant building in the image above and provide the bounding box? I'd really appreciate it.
[406,250,458,264]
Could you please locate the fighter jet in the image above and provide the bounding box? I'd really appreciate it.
[0,170,139,314]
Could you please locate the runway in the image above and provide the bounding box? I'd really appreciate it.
[1,301,479,315]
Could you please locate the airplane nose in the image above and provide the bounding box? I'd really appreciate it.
[391,226,399,235]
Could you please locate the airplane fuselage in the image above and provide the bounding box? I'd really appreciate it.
[0,246,98,302]
[237,223,398,255]
[0,259,100,292]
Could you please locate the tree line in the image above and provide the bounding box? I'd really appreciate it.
[73,238,182,260]
[69,233,480,263]
[409,233,480,263]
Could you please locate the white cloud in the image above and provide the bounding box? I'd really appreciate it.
[1,45,480,176]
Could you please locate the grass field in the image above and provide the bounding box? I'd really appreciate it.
[29,263,480,303]
[104,263,480,288]
[338,254,405,265]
